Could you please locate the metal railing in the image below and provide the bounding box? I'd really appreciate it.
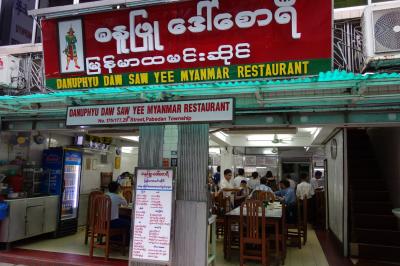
[334,19,366,73]
[0,52,46,96]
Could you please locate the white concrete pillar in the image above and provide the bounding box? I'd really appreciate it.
[220,146,234,173]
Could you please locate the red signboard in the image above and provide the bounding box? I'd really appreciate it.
[42,0,332,90]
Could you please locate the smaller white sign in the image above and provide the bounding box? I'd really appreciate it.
[132,169,174,264]
[66,98,234,126]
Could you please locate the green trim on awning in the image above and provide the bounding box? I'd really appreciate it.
[1,70,400,108]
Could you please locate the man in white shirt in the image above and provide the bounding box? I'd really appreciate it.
[311,170,324,192]
[248,171,260,190]
[219,169,234,190]
[296,173,314,200]
[106,181,130,229]
[285,174,297,189]
[219,169,239,206]
[233,168,246,188]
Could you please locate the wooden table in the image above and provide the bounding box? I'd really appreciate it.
[224,205,286,264]
[208,215,217,266]
[119,205,132,219]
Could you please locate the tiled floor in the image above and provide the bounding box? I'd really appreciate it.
[2,226,329,265]
[16,227,128,260]
[215,226,329,266]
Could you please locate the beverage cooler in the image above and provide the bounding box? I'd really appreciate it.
[42,147,83,237]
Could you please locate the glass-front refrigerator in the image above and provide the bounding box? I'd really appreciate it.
[42,147,83,237]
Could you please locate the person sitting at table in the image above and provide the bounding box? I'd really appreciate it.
[266,171,278,191]
[285,174,297,189]
[212,166,221,186]
[218,169,239,207]
[233,168,246,188]
[248,171,260,191]
[106,181,130,230]
[234,180,250,207]
[296,173,314,200]
[311,170,324,192]
[275,180,297,223]
[116,172,130,185]
[249,176,273,199]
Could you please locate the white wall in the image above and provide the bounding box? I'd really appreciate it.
[78,147,138,226]
[368,128,400,208]
[113,148,139,179]
[80,152,113,194]
[80,147,138,193]
[0,132,72,165]
[325,130,345,243]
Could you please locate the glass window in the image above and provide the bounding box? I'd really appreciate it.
[39,0,74,8]
[335,0,368,8]
[0,0,36,46]
[78,0,101,3]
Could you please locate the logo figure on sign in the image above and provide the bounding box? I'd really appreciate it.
[0,58,4,70]
[64,26,81,71]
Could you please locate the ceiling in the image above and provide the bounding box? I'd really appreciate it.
[209,127,335,148]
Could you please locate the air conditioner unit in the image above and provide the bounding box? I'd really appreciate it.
[0,55,20,88]
[362,2,400,71]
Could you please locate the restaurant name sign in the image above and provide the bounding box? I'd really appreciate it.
[66,98,234,126]
[42,0,332,90]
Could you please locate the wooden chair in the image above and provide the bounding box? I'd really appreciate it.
[251,190,276,202]
[252,190,267,201]
[266,202,287,265]
[286,198,308,248]
[266,191,276,202]
[122,189,133,204]
[299,198,308,245]
[215,192,231,239]
[100,172,113,192]
[240,199,268,266]
[89,195,128,260]
[84,190,103,245]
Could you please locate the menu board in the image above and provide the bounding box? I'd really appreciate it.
[234,156,244,167]
[244,156,257,166]
[132,169,174,264]
[256,156,267,166]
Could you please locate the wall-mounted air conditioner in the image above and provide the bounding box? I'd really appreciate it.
[362,2,400,71]
[0,55,20,88]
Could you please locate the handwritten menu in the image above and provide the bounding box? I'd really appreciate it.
[132,169,173,263]
[244,156,257,166]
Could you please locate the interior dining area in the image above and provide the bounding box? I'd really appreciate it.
[0,124,399,266]
[0,125,332,265]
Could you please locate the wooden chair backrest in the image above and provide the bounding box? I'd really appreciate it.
[214,192,231,214]
[100,172,113,189]
[252,190,267,201]
[87,190,103,227]
[92,195,112,235]
[240,199,266,240]
[297,198,308,227]
[123,189,133,204]
[266,191,276,202]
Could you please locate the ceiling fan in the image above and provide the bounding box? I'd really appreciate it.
[271,134,292,144]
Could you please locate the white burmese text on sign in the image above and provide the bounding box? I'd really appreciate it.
[132,169,173,263]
